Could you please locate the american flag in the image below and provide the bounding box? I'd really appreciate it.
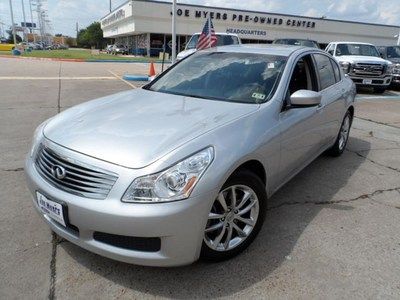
[196,17,217,50]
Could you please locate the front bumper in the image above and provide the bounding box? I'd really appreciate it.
[391,74,400,85]
[25,148,217,267]
[350,75,392,87]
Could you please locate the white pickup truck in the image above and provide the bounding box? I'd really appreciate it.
[325,42,393,93]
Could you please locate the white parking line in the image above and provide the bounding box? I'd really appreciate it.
[108,70,136,88]
[0,76,117,80]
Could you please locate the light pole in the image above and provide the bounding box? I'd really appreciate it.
[171,0,177,63]
[21,0,28,42]
[28,0,35,42]
[8,0,17,45]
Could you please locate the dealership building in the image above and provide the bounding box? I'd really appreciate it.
[100,0,400,56]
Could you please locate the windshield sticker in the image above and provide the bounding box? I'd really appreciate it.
[267,63,275,69]
[252,93,266,100]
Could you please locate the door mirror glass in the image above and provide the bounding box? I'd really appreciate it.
[290,90,322,107]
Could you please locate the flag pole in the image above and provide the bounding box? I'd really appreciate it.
[171,0,177,63]
[208,17,211,49]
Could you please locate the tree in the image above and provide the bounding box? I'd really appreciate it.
[76,22,105,49]
[55,33,63,37]
[6,31,22,44]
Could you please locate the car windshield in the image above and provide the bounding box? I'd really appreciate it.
[387,46,400,58]
[146,52,287,104]
[336,44,380,57]
[186,35,240,50]
[274,39,318,48]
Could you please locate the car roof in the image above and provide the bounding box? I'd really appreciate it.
[202,44,312,57]
[331,41,375,46]
[191,32,239,37]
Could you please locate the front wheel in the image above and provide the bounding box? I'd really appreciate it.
[328,111,352,157]
[201,170,266,261]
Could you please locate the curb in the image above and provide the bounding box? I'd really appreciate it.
[122,74,150,81]
[0,55,171,64]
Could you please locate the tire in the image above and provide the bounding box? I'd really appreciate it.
[373,87,386,94]
[201,170,267,261]
[328,110,352,157]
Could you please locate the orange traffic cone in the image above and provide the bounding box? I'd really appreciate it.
[149,61,156,80]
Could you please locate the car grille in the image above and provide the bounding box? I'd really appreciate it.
[350,63,385,77]
[35,145,118,199]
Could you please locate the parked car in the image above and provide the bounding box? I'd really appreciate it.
[273,38,320,48]
[377,46,400,87]
[106,44,114,54]
[326,42,393,93]
[25,45,355,267]
[176,32,241,61]
[112,44,129,55]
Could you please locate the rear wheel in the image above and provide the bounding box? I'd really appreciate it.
[201,171,266,261]
[328,111,352,157]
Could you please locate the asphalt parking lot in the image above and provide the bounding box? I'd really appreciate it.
[1,57,400,299]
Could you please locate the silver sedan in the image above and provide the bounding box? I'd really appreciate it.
[25,45,356,266]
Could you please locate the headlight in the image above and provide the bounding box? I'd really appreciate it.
[122,147,214,203]
[339,61,351,74]
[386,63,394,74]
[30,120,48,157]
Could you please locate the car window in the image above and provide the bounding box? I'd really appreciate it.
[146,52,287,104]
[186,35,199,50]
[387,46,400,58]
[288,54,317,96]
[326,44,334,55]
[313,54,336,90]
[330,58,341,82]
[336,43,380,57]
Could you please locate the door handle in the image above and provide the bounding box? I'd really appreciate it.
[316,103,324,111]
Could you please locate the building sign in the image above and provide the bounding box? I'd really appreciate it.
[226,28,267,36]
[173,8,316,29]
[21,22,36,28]
[102,8,126,26]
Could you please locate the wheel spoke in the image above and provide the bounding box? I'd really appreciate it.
[231,186,237,208]
[236,190,251,210]
[223,226,233,250]
[233,223,247,237]
[238,199,257,216]
[235,215,255,226]
[208,212,224,220]
[213,226,226,246]
[205,221,224,233]
[217,193,228,212]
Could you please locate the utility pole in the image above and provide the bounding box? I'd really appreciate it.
[171,0,177,63]
[21,0,28,42]
[28,0,35,42]
[76,22,78,38]
[397,29,400,46]
[109,0,112,12]
[9,0,17,45]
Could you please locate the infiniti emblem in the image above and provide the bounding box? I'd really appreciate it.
[51,165,67,180]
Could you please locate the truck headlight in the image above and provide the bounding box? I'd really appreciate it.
[122,147,214,203]
[387,63,394,74]
[339,61,351,74]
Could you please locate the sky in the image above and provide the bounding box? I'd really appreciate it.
[0,0,399,37]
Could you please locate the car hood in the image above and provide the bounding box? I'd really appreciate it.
[44,89,258,169]
[335,55,390,64]
[387,58,400,64]
[176,49,196,60]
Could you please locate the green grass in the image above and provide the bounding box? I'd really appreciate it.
[0,49,152,61]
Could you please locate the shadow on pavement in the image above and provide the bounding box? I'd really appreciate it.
[60,136,370,298]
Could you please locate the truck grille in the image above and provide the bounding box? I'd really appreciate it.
[35,145,118,199]
[351,63,385,77]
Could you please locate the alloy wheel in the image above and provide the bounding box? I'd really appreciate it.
[204,185,259,252]
[338,115,351,151]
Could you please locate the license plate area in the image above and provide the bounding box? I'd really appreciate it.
[36,192,66,227]
[363,79,372,84]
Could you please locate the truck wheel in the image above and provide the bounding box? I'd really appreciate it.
[373,87,386,94]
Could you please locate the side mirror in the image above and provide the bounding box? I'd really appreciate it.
[290,90,322,107]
